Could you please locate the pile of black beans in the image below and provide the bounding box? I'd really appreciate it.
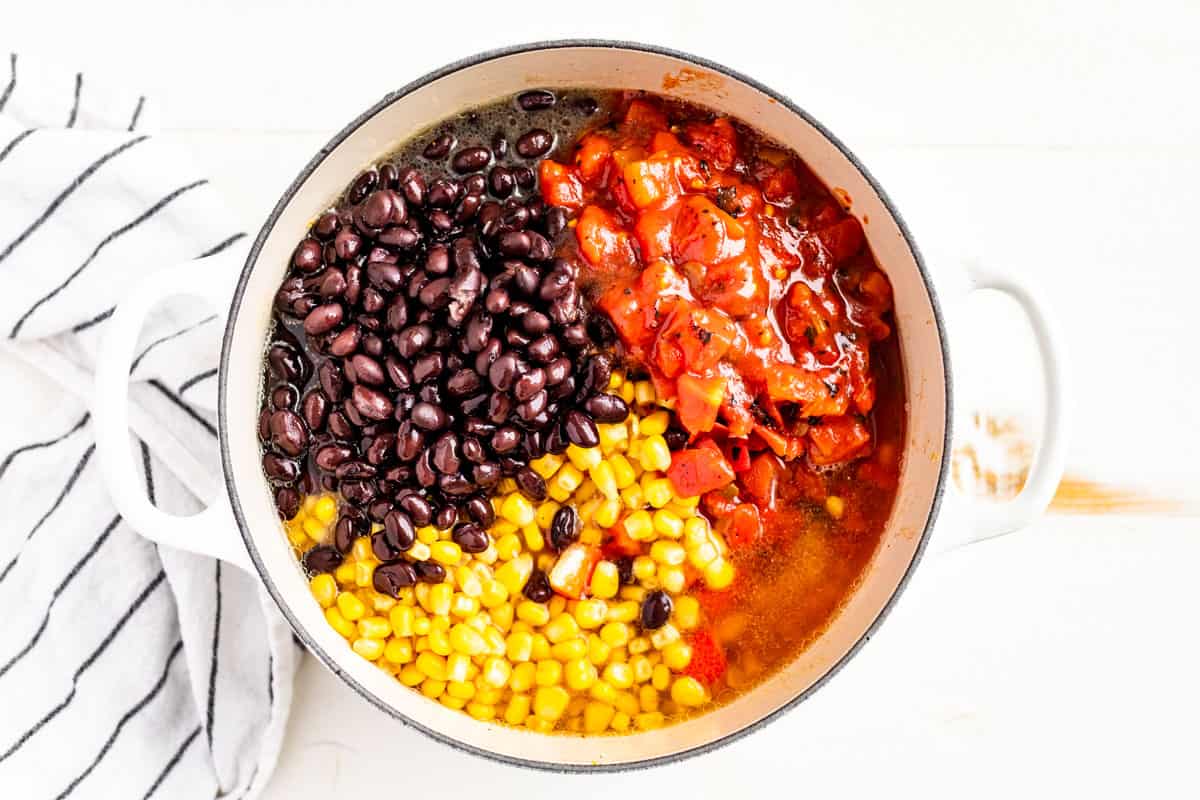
[257,92,631,592]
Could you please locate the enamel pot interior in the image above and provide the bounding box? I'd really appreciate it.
[221,42,949,770]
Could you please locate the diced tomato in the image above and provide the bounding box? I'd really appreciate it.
[682,118,739,170]
[701,490,738,519]
[656,305,736,374]
[675,373,726,435]
[697,253,766,318]
[622,98,670,132]
[633,207,677,261]
[667,444,735,496]
[815,217,865,264]
[574,132,613,183]
[808,416,872,466]
[759,163,801,205]
[751,423,805,461]
[726,503,762,548]
[672,196,746,265]
[603,519,642,558]
[576,205,638,270]
[538,160,584,210]
[743,452,783,509]
[548,543,602,599]
[622,154,682,209]
[719,377,756,438]
[598,281,655,349]
[724,439,752,473]
[765,363,848,417]
[685,630,728,685]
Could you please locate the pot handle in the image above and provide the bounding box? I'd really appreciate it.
[93,246,252,571]
[940,263,1070,549]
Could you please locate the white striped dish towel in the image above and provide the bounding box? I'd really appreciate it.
[0,52,300,798]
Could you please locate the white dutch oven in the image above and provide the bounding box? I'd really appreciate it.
[92,41,1068,770]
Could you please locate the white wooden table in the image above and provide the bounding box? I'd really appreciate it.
[5,2,1197,796]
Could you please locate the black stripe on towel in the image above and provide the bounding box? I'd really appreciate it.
[71,307,114,333]
[205,560,222,750]
[130,314,218,373]
[0,443,96,586]
[0,567,166,762]
[147,380,217,438]
[53,639,185,799]
[0,515,119,680]
[66,72,82,128]
[178,367,217,395]
[128,96,146,132]
[0,135,150,267]
[140,441,156,505]
[141,725,201,800]
[198,231,247,259]
[0,54,15,112]
[10,179,208,337]
[0,412,89,481]
[0,128,34,166]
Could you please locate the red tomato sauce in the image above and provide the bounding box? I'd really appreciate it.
[542,93,904,699]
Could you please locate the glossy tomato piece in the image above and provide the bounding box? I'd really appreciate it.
[672,196,746,264]
[808,416,871,466]
[576,205,638,270]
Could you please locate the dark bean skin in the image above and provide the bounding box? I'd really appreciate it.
[543,424,568,455]
[498,204,529,233]
[413,560,447,584]
[484,287,510,314]
[451,146,491,174]
[491,426,521,453]
[366,261,403,291]
[301,390,329,432]
[436,505,459,530]
[341,479,377,506]
[418,277,452,309]
[512,165,535,189]
[517,90,556,111]
[488,351,520,392]
[466,495,495,526]
[564,409,599,448]
[384,509,417,551]
[585,393,630,423]
[451,523,489,554]
[327,324,360,357]
[396,421,424,461]
[544,207,569,239]
[394,324,432,358]
[314,443,352,472]
[544,357,571,386]
[335,460,376,481]
[664,428,689,450]
[303,303,343,335]
[515,390,548,422]
[411,402,447,431]
[398,167,427,206]
[268,410,308,456]
[275,486,301,519]
[513,368,546,401]
[522,311,550,336]
[549,505,580,551]
[334,228,362,261]
[303,545,343,574]
[397,494,432,527]
[292,238,323,273]
[523,569,553,602]
[431,432,461,474]
[348,169,378,204]
[515,467,547,502]
[268,342,308,383]
[498,231,530,257]
[505,328,532,349]
[473,461,501,488]
[488,166,515,198]
[349,354,385,385]
[327,410,354,439]
[516,129,554,158]
[373,561,418,596]
[262,453,300,484]
[270,384,299,411]
[314,211,340,239]
[641,590,673,630]
[423,133,455,160]
[616,555,635,585]
[412,352,444,383]
[427,179,461,209]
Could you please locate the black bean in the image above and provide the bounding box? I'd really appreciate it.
[379,162,399,189]
[522,311,550,336]
[463,173,487,196]
[473,461,501,488]
[641,590,673,630]
[516,129,554,158]
[393,495,429,528]
[498,204,529,233]
[548,505,580,551]
[334,228,362,261]
[466,495,495,526]
[341,479,377,506]
[491,426,521,453]
[452,523,489,554]
[582,353,613,396]
[431,432,461,474]
[585,393,630,423]
[300,390,329,432]
[488,351,520,391]
[478,201,502,238]
[523,569,553,602]
[615,556,635,585]
[515,467,548,503]
[512,165,535,189]
[514,264,540,296]
[411,401,447,431]
[475,337,503,375]
[398,167,427,206]
[435,504,459,530]
[373,561,418,596]
[423,133,455,160]
[335,460,376,480]
[292,238,323,273]
[515,390,548,422]
[268,410,308,456]
[327,324,360,357]
[327,410,354,439]
[484,287,510,314]
[517,90,556,111]
[427,178,462,208]
[270,384,299,411]
[268,342,308,384]
[384,510,417,550]
[664,428,689,451]
[505,328,532,348]
[262,453,299,484]
[544,357,571,385]
[543,423,568,455]
[451,146,491,174]
[564,409,599,447]
[351,385,394,421]
[544,207,569,239]
[413,560,447,584]
[344,265,363,305]
[513,368,546,402]
[394,324,433,358]
[303,545,343,574]
[349,353,385,385]
[303,303,343,335]
[488,166,515,198]
[314,211,340,239]
[561,322,589,349]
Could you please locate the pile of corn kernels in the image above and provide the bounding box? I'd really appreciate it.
[284,371,735,733]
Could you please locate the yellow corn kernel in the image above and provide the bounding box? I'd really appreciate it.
[593,498,622,530]
[597,423,628,453]
[589,680,618,706]
[474,686,504,705]
[497,478,518,495]
[506,630,534,662]
[550,637,588,662]
[671,675,708,707]
[446,652,472,683]
[351,560,372,588]
[448,623,487,656]
[704,558,735,590]
[516,600,550,626]
[583,701,615,733]
[531,633,551,660]
[632,380,653,406]
[650,623,680,650]
[589,462,618,500]
[579,525,603,546]
[684,516,710,544]
[534,660,563,687]
[630,654,654,684]
[662,640,693,671]
[652,510,684,539]
[619,380,636,404]
[607,600,640,623]
[649,540,686,567]
[687,539,720,569]
[609,454,636,489]
[530,453,564,479]
[415,651,447,681]
[640,411,670,437]
[587,635,612,666]
[659,566,686,594]
[412,615,432,636]
[427,583,453,616]
[505,693,532,725]
[454,565,482,597]
[589,561,620,600]
[611,710,631,732]
[450,594,480,619]
[384,637,414,664]
[574,479,598,503]
[534,500,561,530]
[310,574,337,608]
[574,598,609,629]
[825,495,845,519]
[494,553,533,596]
[480,657,511,689]
[466,701,496,721]
[639,435,672,472]
[614,690,640,717]
[479,579,509,609]
[482,626,506,656]
[639,684,660,713]
[533,686,570,721]
[619,585,647,603]
[674,596,700,630]
[498,493,535,527]
[311,495,337,525]
[630,557,655,583]
[643,478,673,509]
[608,371,625,390]
[564,657,598,691]
[427,627,452,656]
[336,591,366,622]
[625,511,656,542]
[301,516,326,541]
[415,525,437,545]
[549,463,584,500]
[603,662,635,689]
[399,664,425,686]
[510,662,537,693]
[543,614,579,644]
[324,606,355,638]
[429,540,462,566]
[494,532,522,561]
[446,679,476,700]
[651,663,672,691]
[420,678,446,699]
[522,523,545,552]
[491,518,519,538]
[567,444,602,471]
[358,616,391,640]
[599,621,631,648]
[628,636,651,656]
[635,711,665,730]
[490,602,514,634]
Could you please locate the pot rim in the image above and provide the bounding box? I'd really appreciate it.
[218,38,953,773]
